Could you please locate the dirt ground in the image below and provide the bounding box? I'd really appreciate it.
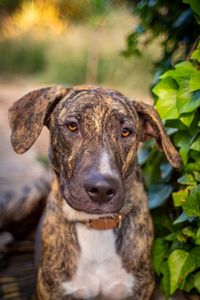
[0,82,199,300]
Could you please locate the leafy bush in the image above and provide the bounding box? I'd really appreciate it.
[126,0,200,297]
[137,30,200,300]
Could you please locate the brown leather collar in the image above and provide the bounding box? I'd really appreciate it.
[79,213,124,230]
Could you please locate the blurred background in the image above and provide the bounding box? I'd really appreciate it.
[0,0,160,101]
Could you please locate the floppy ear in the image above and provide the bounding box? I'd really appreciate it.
[8,85,69,154]
[133,101,181,168]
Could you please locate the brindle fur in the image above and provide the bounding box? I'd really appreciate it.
[8,85,181,300]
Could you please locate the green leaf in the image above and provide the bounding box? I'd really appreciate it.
[191,246,200,268]
[160,162,173,180]
[172,189,188,207]
[192,43,200,63]
[195,228,200,245]
[137,147,150,165]
[183,0,200,18]
[168,249,196,294]
[161,62,196,85]
[177,174,196,185]
[185,162,200,172]
[182,226,196,239]
[176,82,193,114]
[189,72,200,91]
[164,233,177,241]
[183,274,195,292]
[153,78,179,120]
[183,185,200,217]
[160,261,170,299]
[194,272,200,292]
[173,132,195,164]
[148,184,173,209]
[180,112,195,127]
[193,171,200,182]
[152,238,169,275]
[191,135,200,151]
[173,211,195,225]
[177,89,200,113]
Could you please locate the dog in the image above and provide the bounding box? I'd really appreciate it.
[8,85,181,300]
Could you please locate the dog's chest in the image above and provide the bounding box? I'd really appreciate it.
[62,224,135,299]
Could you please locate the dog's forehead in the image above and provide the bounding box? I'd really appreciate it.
[55,88,136,123]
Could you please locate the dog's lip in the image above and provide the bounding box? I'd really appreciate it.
[91,209,103,214]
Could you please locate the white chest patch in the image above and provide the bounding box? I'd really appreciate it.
[62,224,135,299]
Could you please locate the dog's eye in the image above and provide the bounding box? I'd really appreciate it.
[121,127,132,138]
[66,122,78,132]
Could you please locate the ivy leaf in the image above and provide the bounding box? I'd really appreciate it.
[137,147,150,165]
[153,78,179,120]
[183,274,195,292]
[168,249,196,294]
[148,184,173,209]
[183,185,200,217]
[183,0,200,19]
[189,72,200,91]
[160,162,173,180]
[152,238,169,275]
[191,135,200,151]
[195,228,200,245]
[185,161,200,172]
[180,112,195,127]
[172,189,188,207]
[182,226,196,239]
[161,62,196,85]
[191,43,200,63]
[176,82,193,114]
[160,261,170,299]
[191,246,200,268]
[177,174,196,185]
[173,211,195,225]
[194,272,200,293]
[173,132,195,164]
[193,171,200,182]
[180,90,200,113]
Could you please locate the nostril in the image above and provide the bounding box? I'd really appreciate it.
[106,189,115,196]
[89,188,98,195]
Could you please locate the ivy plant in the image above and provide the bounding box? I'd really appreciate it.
[138,42,200,298]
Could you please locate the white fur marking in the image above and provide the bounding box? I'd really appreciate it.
[62,224,135,299]
[99,151,113,175]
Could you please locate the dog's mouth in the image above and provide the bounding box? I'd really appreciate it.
[63,192,123,215]
[90,208,103,214]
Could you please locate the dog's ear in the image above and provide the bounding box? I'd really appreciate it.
[133,101,181,168]
[8,85,69,154]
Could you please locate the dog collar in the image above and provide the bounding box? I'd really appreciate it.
[80,213,124,230]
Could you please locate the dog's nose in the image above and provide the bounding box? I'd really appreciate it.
[84,173,119,204]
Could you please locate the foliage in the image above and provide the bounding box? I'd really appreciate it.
[128,0,200,297]
[138,36,200,299]
[124,0,200,76]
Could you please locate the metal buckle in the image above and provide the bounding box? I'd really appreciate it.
[118,213,122,228]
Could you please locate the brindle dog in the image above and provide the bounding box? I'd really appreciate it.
[9,85,181,300]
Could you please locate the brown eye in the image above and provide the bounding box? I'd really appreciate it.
[67,122,78,132]
[121,127,132,138]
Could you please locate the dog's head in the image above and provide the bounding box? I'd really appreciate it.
[9,85,181,215]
